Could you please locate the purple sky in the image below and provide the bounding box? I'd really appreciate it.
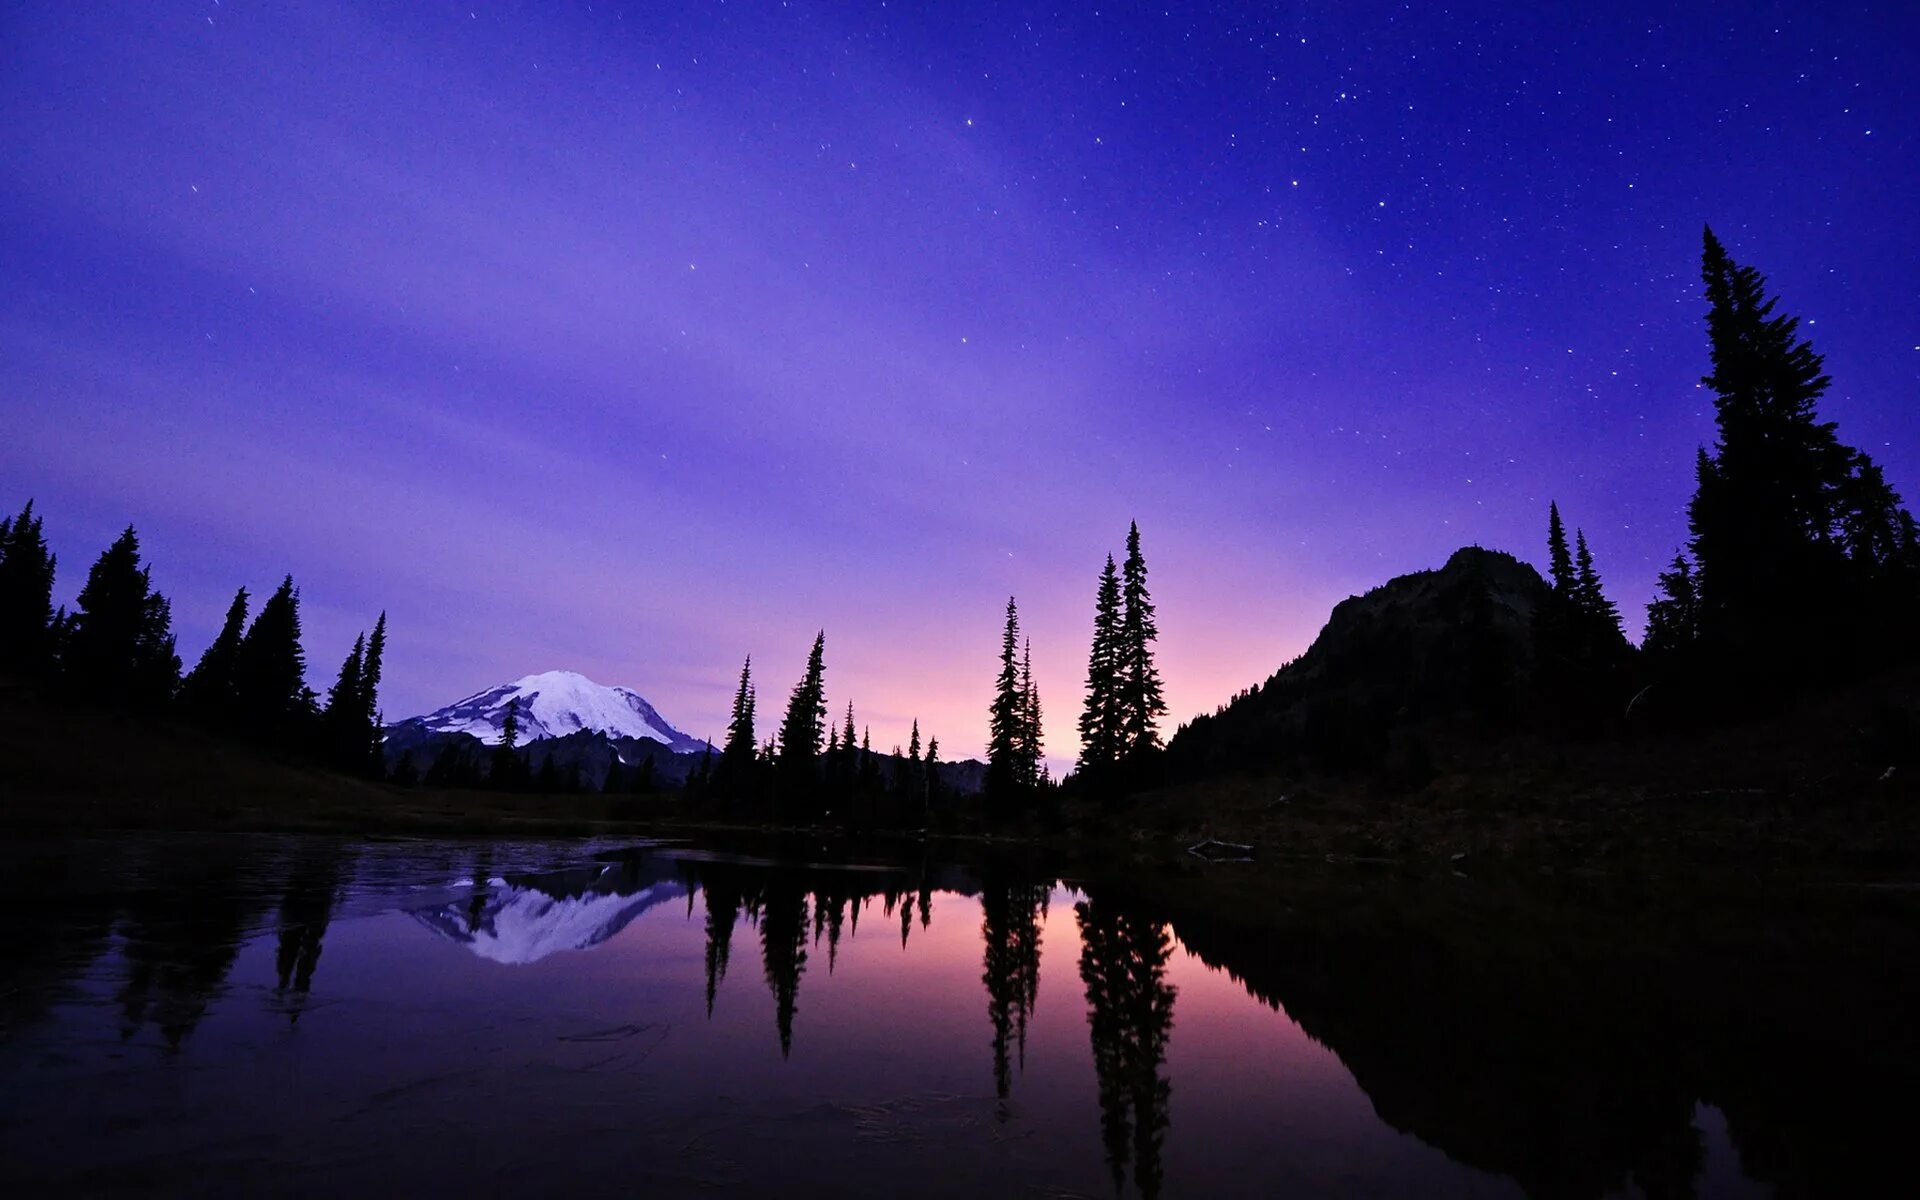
[4,3,1916,764]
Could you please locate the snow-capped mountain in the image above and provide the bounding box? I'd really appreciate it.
[397,669,706,753]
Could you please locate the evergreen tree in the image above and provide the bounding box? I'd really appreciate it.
[0,500,57,681]
[924,735,942,817]
[603,757,627,794]
[1681,227,1917,681]
[182,587,248,720]
[1019,641,1043,788]
[1535,510,1629,725]
[1546,502,1575,595]
[64,526,180,708]
[360,612,387,776]
[776,632,827,799]
[718,656,758,793]
[905,720,924,820]
[491,697,521,787]
[1078,554,1125,778]
[859,727,878,790]
[1644,554,1700,661]
[986,597,1025,806]
[233,575,311,743]
[321,634,366,770]
[1572,530,1624,641]
[1117,522,1167,757]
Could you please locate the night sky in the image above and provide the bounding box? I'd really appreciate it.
[4,3,1916,763]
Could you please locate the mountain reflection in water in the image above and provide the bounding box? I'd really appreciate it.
[1,834,1914,1198]
[411,859,687,965]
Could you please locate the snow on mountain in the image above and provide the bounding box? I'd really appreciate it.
[402,669,706,753]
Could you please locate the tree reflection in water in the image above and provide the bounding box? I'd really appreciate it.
[1076,898,1176,1200]
[980,879,1047,1111]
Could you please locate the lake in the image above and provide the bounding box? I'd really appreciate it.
[2,833,1913,1197]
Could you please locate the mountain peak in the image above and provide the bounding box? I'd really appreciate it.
[398,670,706,753]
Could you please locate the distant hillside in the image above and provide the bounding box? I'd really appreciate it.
[1165,547,1549,777]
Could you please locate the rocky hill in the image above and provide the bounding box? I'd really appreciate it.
[1165,546,1550,777]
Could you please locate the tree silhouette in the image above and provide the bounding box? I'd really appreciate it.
[1676,227,1917,687]
[775,633,827,812]
[0,500,57,681]
[986,597,1027,810]
[1546,501,1575,594]
[320,633,366,770]
[924,734,942,820]
[1018,640,1044,789]
[718,655,758,798]
[232,575,311,744]
[181,587,248,721]
[1643,554,1700,661]
[63,526,179,708]
[1572,530,1623,641]
[490,697,522,787]
[360,612,387,776]
[1536,506,1631,727]
[1078,553,1126,783]
[1118,522,1167,760]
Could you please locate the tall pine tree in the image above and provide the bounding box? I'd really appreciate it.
[1077,554,1125,778]
[717,656,758,794]
[986,597,1026,807]
[1679,227,1917,681]
[1019,640,1043,787]
[360,612,387,776]
[1572,530,1623,642]
[1117,522,1167,758]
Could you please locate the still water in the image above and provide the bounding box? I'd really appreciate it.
[1,834,1912,1197]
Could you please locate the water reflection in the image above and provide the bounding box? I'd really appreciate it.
[273,845,345,1019]
[980,879,1046,1108]
[1076,899,1176,1200]
[2,835,1915,1198]
[411,856,686,965]
[115,848,274,1049]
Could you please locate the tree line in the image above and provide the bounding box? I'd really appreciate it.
[693,632,954,827]
[0,512,389,777]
